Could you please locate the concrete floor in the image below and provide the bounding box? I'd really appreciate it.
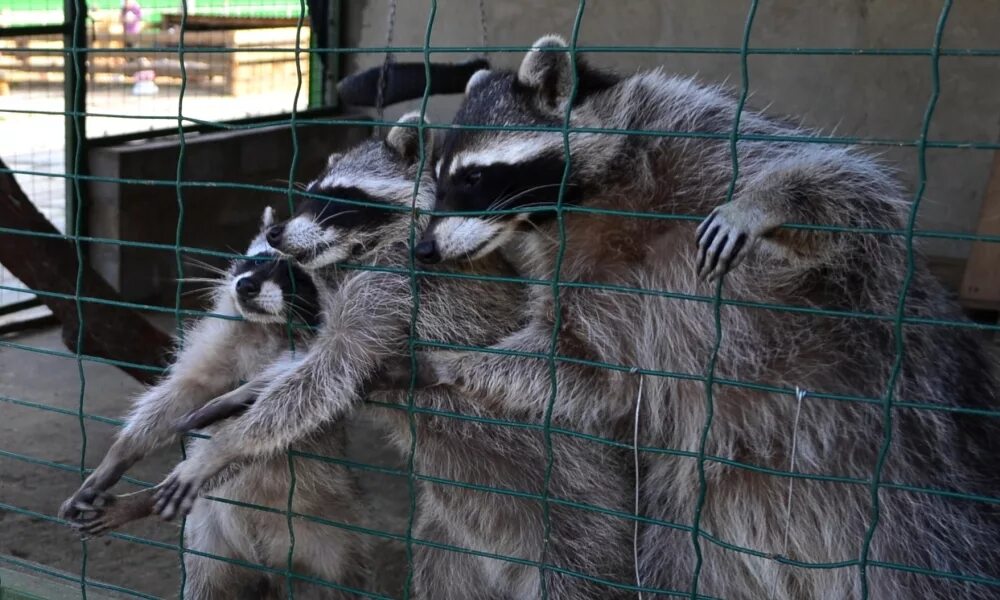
[0,322,411,599]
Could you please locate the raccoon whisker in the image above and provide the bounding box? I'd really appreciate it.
[175,277,222,285]
[180,286,217,298]
[488,183,576,213]
[285,305,313,325]
[318,209,359,227]
[268,178,308,191]
[184,257,230,277]
[485,184,516,211]
[285,293,315,308]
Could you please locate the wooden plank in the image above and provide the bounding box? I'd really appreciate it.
[960,151,1000,307]
[231,26,310,47]
[0,155,173,385]
[159,13,305,31]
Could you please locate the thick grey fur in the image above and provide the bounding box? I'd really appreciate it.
[58,212,371,600]
[157,113,636,599]
[419,34,1000,600]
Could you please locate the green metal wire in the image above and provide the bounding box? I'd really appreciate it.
[4,423,1000,592]
[858,2,952,598]
[4,43,1000,57]
[400,4,439,597]
[0,502,391,600]
[173,1,192,594]
[278,0,310,594]
[67,0,89,596]
[689,2,759,598]
[5,387,997,512]
[2,2,1000,598]
[538,4,587,597]
[0,555,158,600]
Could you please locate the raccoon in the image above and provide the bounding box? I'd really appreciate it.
[59,208,370,600]
[407,35,1000,600]
[156,113,635,599]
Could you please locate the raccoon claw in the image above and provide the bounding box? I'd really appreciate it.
[62,490,117,537]
[696,206,754,281]
[59,487,108,522]
[70,495,119,537]
[73,516,114,537]
[73,489,156,536]
[153,467,204,521]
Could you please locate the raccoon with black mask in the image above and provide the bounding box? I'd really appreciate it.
[408,35,1000,600]
[60,207,372,599]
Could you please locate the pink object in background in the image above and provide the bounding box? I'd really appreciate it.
[121,0,142,36]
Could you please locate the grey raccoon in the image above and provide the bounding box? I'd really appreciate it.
[411,35,1000,600]
[157,113,635,599]
[59,208,371,600]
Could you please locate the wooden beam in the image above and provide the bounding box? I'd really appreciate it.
[960,151,1000,310]
[0,156,172,384]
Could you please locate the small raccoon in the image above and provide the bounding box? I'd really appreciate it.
[409,35,1000,600]
[158,114,635,599]
[59,208,370,600]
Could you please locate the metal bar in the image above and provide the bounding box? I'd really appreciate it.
[327,0,343,107]
[85,106,347,148]
[63,0,87,237]
[308,12,323,107]
[0,24,68,37]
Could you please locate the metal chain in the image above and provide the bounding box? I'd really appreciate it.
[478,0,489,49]
[375,0,398,128]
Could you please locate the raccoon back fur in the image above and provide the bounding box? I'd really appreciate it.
[415,35,1000,600]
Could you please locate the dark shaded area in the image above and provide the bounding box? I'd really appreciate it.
[337,58,490,107]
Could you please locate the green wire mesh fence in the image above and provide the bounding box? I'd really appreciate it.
[1,0,1000,598]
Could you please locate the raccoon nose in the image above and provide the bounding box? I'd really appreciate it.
[414,239,441,264]
[236,277,260,299]
[265,224,284,247]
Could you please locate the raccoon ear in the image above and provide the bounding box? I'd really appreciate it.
[326,152,343,168]
[518,34,574,108]
[260,206,275,229]
[386,111,433,163]
[465,68,491,95]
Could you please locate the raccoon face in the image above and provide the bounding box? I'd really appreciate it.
[418,35,613,264]
[229,253,320,326]
[266,112,434,270]
[227,206,321,325]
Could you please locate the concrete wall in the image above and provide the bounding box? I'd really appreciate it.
[342,0,1000,259]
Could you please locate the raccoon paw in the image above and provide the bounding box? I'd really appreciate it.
[370,353,454,391]
[695,204,758,281]
[153,462,209,521]
[59,486,110,522]
[69,493,119,537]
